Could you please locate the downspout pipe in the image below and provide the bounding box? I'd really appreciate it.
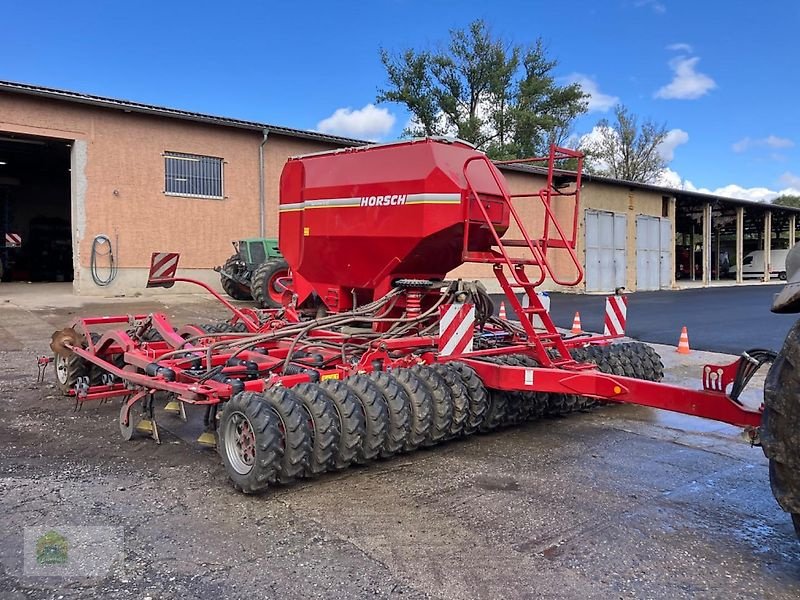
[259,129,270,238]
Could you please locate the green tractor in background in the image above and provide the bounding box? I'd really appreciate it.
[215,238,290,308]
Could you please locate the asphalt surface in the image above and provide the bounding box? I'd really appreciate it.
[493,285,796,355]
[1,288,799,599]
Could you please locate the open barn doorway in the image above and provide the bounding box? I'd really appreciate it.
[0,132,73,282]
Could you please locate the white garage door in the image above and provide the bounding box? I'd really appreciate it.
[585,210,627,293]
[636,215,673,291]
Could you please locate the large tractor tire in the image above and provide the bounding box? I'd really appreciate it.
[761,320,800,538]
[251,258,291,309]
[219,254,253,301]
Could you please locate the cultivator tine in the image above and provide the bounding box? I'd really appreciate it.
[36,356,52,383]
[164,399,185,419]
[132,393,161,444]
[196,431,216,448]
[135,418,161,444]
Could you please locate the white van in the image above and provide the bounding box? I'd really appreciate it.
[729,249,789,280]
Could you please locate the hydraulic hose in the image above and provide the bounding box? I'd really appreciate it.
[90,234,118,286]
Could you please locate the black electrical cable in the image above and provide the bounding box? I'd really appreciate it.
[90,234,118,286]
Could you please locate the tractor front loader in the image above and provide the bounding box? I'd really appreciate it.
[48,138,795,540]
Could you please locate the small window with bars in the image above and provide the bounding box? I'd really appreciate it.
[164,151,224,199]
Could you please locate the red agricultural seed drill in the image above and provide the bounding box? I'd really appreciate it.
[49,138,797,539]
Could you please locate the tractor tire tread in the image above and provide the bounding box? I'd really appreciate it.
[261,386,312,484]
[291,383,341,476]
[366,371,412,457]
[318,380,366,469]
[391,368,434,451]
[411,366,454,446]
[343,374,389,462]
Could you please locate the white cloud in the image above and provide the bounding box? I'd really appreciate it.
[658,129,689,161]
[780,172,800,188]
[578,124,800,202]
[667,43,693,53]
[733,135,794,152]
[635,0,666,13]
[317,104,396,140]
[565,74,619,112]
[655,167,683,188]
[655,56,716,100]
[661,173,800,203]
[765,135,794,149]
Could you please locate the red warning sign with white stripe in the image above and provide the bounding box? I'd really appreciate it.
[438,303,475,356]
[603,294,627,337]
[5,233,21,247]
[146,252,180,288]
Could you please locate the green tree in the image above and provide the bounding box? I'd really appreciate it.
[581,104,669,183]
[377,20,588,159]
[774,195,800,208]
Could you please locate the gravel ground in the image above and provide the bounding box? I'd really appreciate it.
[1,289,798,599]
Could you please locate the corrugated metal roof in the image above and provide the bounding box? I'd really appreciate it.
[0,79,367,147]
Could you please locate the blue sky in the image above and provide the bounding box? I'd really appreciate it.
[4,0,799,200]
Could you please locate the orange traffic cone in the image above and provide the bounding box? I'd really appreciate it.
[498,301,507,319]
[677,326,691,354]
[571,312,582,334]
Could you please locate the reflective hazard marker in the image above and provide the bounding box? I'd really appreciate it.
[604,295,628,337]
[438,303,475,356]
[146,252,180,288]
[4,233,21,247]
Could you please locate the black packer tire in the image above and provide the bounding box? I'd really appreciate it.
[343,374,389,462]
[432,364,470,438]
[318,379,366,469]
[291,383,341,476]
[761,321,800,537]
[218,391,283,494]
[479,357,510,431]
[510,354,551,419]
[446,362,489,435]
[261,386,312,484]
[411,365,454,446]
[491,355,527,425]
[392,368,434,451]
[220,254,253,300]
[366,371,412,457]
[251,258,290,309]
[54,352,88,395]
[569,346,599,410]
[194,321,248,335]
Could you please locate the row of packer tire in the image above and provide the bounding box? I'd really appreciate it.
[218,341,665,493]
